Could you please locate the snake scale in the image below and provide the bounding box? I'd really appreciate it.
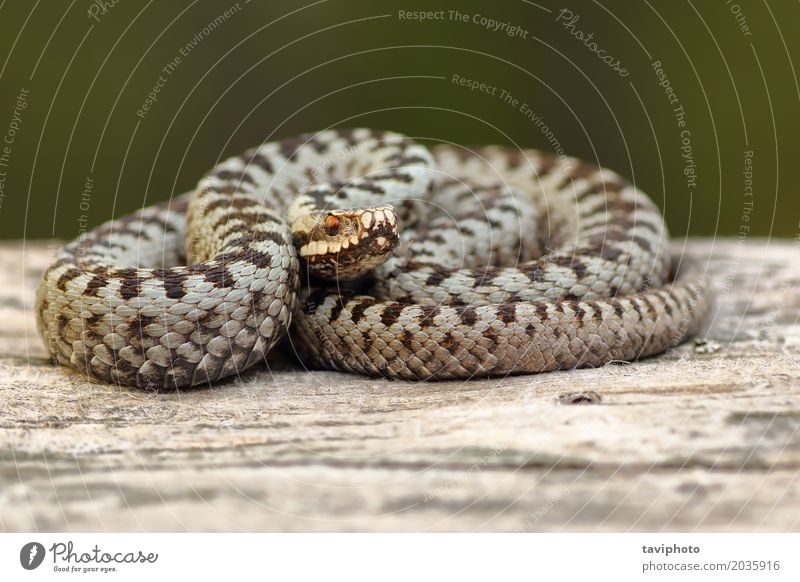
[36,129,713,389]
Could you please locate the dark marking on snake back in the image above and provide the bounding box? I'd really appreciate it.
[373,169,414,183]
[82,275,108,297]
[552,255,588,280]
[599,245,624,262]
[421,264,449,287]
[119,277,142,300]
[641,295,658,318]
[379,303,406,327]
[247,150,274,174]
[417,305,440,328]
[216,170,255,185]
[152,268,190,300]
[586,301,605,322]
[55,268,83,292]
[496,303,517,324]
[459,306,479,326]
[534,303,550,322]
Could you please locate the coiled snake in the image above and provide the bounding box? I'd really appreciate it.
[36,129,712,389]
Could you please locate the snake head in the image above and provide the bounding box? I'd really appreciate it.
[292,204,400,281]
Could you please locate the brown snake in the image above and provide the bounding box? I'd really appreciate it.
[36,129,713,388]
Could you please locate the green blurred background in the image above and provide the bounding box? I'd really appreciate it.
[0,0,796,240]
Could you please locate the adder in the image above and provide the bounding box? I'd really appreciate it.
[36,129,712,389]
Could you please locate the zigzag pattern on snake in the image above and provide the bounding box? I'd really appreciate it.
[36,129,713,389]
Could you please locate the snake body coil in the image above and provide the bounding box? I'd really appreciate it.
[36,129,712,388]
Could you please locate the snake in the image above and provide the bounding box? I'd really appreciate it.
[35,128,713,389]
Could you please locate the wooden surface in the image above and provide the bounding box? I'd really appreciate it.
[1,239,799,532]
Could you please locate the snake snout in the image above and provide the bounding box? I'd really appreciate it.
[293,205,400,282]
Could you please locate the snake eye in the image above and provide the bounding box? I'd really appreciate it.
[324,214,340,236]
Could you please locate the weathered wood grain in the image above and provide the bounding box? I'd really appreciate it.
[1,239,799,532]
